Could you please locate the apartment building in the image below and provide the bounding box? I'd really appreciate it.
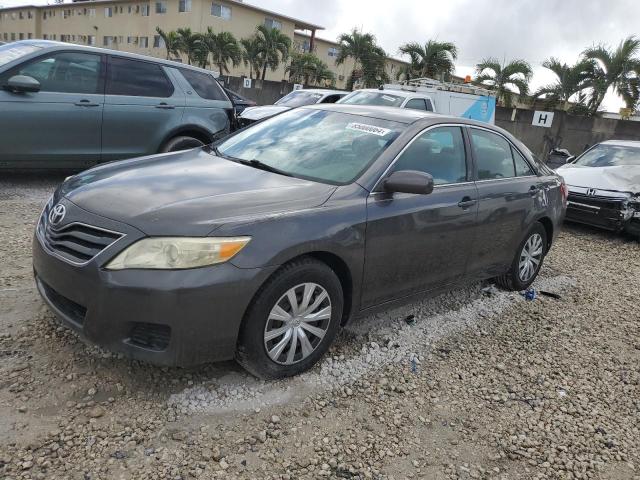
[0,0,408,89]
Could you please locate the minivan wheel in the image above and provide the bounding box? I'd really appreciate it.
[495,222,548,291]
[161,136,205,153]
[236,258,343,379]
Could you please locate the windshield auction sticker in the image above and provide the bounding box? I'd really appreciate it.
[346,123,392,136]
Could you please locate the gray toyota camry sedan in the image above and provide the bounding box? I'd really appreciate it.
[33,104,567,378]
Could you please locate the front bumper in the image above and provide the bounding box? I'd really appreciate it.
[566,190,640,232]
[33,200,277,367]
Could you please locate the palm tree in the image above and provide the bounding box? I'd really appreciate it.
[475,58,533,107]
[202,27,241,75]
[335,28,381,90]
[358,45,390,88]
[286,52,335,86]
[241,36,262,80]
[254,25,291,81]
[533,57,593,110]
[175,27,203,66]
[582,36,640,113]
[155,27,180,60]
[398,40,457,80]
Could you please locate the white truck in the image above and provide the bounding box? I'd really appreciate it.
[338,77,497,124]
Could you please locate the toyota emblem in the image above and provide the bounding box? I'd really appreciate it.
[48,204,66,225]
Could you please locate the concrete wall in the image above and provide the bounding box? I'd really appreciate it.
[495,107,640,159]
[220,76,295,105]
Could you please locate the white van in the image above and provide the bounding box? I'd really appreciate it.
[338,78,496,124]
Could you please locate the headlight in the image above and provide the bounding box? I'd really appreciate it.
[105,237,251,270]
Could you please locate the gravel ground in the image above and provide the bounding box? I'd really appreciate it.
[0,173,639,480]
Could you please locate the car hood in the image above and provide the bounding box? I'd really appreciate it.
[239,105,291,121]
[557,164,640,193]
[59,148,337,236]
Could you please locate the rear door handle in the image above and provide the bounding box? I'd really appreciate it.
[457,196,477,209]
[75,99,99,107]
[156,102,175,109]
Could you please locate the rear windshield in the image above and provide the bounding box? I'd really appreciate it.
[0,43,43,68]
[574,144,640,167]
[216,108,404,185]
[339,91,404,107]
[275,91,323,107]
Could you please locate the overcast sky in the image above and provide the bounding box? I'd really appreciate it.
[2,0,637,111]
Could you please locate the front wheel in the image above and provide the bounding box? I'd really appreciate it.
[495,222,548,291]
[236,258,343,379]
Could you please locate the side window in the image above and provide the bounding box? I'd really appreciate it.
[106,57,174,97]
[424,99,434,112]
[391,126,467,185]
[179,68,226,101]
[405,98,427,111]
[470,129,516,180]
[320,94,342,104]
[512,146,534,176]
[2,52,102,94]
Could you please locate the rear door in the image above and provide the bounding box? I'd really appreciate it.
[362,125,479,307]
[466,126,542,277]
[0,50,104,168]
[102,56,185,161]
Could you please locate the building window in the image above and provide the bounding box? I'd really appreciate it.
[11,33,16,41]
[105,7,113,17]
[103,36,115,47]
[19,33,24,40]
[43,34,48,40]
[19,12,24,19]
[153,35,166,48]
[28,11,33,19]
[211,3,231,19]
[87,35,96,46]
[264,18,282,30]
[328,47,338,57]
[128,5,133,13]
[139,37,149,48]
[155,2,167,14]
[179,0,192,13]
[43,11,47,20]
[141,5,149,16]
[28,33,33,39]
[127,36,138,44]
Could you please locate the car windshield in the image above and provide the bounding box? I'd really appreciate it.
[574,144,640,167]
[216,108,403,185]
[275,91,324,107]
[339,91,405,107]
[0,43,43,68]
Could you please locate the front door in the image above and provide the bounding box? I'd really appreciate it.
[0,51,104,168]
[102,56,185,161]
[361,125,479,308]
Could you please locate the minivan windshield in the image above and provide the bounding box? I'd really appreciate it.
[574,144,640,167]
[0,43,43,68]
[216,108,403,185]
[339,91,405,107]
[275,91,324,107]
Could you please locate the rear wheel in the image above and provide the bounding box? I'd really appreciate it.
[236,258,343,379]
[161,136,205,153]
[495,222,547,291]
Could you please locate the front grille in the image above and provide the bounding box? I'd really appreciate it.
[38,277,87,326]
[567,192,627,210]
[127,323,171,351]
[38,204,123,265]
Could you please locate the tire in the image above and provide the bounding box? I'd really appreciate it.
[161,136,205,153]
[236,258,343,379]
[495,222,548,291]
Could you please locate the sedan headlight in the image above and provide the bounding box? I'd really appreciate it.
[105,237,251,270]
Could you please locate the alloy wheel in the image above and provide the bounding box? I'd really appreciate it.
[263,283,332,365]
[518,233,544,282]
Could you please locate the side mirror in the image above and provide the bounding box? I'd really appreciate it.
[383,170,434,195]
[4,75,41,93]
[566,155,576,164]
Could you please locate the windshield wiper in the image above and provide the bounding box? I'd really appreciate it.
[239,159,293,177]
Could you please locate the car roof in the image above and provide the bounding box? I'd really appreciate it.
[8,40,213,74]
[293,88,346,95]
[599,139,640,148]
[348,88,427,99]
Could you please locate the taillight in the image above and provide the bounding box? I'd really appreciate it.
[560,180,568,206]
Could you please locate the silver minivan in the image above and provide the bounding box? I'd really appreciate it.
[0,41,233,169]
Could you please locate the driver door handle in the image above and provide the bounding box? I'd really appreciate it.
[156,102,175,109]
[458,196,477,209]
[75,99,100,107]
